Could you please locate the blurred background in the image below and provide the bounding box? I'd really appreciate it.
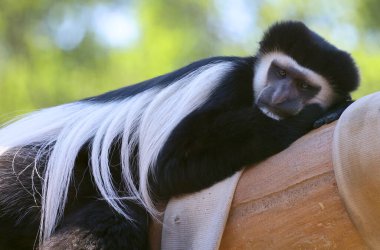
[0,0,379,122]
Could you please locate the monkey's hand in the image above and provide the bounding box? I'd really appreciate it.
[313,100,354,128]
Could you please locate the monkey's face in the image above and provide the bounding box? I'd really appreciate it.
[253,52,336,120]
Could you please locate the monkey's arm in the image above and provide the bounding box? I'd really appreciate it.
[152,105,323,199]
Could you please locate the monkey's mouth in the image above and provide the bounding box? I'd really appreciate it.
[257,97,301,120]
[257,105,283,121]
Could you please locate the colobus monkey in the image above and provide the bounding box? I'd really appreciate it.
[0,21,359,249]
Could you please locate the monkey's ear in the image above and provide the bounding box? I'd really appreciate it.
[313,100,354,128]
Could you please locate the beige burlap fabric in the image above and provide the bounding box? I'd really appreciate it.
[333,92,380,249]
[161,170,243,250]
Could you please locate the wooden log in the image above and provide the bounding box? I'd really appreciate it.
[219,123,367,249]
[150,123,368,249]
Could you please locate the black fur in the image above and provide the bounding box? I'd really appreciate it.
[0,21,359,249]
[0,145,149,250]
[41,201,149,250]
[84,56,245,103]
[152,104,324,199]
[0,147,43,250]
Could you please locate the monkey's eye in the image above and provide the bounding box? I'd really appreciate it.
[298,82,311,90]
[278,69,287,77]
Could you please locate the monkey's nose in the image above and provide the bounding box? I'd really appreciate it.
[271,90,288,105]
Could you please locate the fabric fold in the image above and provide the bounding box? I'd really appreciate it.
[161,170,243,250]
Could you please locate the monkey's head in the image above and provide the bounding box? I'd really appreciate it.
[253,21,359,120]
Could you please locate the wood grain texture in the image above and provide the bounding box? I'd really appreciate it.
[219,123,368,249]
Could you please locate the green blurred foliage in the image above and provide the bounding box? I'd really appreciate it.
[0,0,379,122]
